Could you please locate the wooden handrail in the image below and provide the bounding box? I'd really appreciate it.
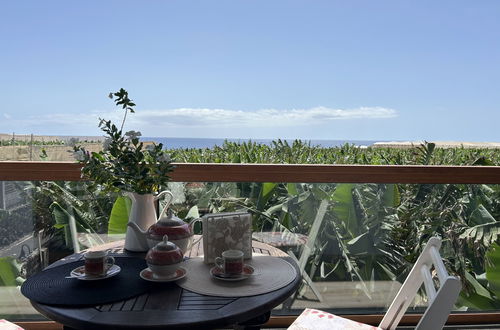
[1,161,500,183]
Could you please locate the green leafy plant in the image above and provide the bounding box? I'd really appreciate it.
[107,195,132,234]
[0,257,22,286]
[74,89,175,194]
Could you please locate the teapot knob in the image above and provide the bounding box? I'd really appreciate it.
[154,234,177,252]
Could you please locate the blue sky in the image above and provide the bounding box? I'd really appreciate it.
[1,1,499,141]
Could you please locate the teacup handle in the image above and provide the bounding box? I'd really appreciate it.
[215,257,224,269]
[104,256,115,273]
[156,191,174,219]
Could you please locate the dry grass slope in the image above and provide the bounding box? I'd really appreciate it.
[0,144,102,161]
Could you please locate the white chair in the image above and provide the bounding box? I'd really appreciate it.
[288,237,462,330]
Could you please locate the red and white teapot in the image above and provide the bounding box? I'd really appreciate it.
[127,208,195,253]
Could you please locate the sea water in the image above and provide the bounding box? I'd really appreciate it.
[143,137,377,149]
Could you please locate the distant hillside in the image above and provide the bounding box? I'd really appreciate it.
[0,142,102,161]
[0,133,104,142]
[373,141,500,149]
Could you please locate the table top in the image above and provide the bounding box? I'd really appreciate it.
[30,237,301,330]
[252,231,308,248]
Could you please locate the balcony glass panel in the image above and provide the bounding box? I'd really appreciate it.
[1,180,498,321]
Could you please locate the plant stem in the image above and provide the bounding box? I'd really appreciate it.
[120,109,128,132]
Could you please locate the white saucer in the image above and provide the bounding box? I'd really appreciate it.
[69,264,121,280]
[210,264,255,282]
[140,267,187,282]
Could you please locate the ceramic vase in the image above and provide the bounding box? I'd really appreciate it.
[124,191,171,252]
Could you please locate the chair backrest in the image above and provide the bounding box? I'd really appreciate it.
[379,237,461,330]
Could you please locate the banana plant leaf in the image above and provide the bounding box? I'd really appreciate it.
[0,257,19,286]
[458,271,497,310]
[486,243,500,300]
[286,183,299,196]
[51,202,75,248]
[185,205,200,220]
[108,195,132,234]
[51,199,102,249]
[331,184,359,236]
[383,184,400,207]
[470,204,497,226]
[257,183,278,211]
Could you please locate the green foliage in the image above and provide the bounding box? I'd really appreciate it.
[109,88,136,131]
[165,141,500,309]
[169,140,500,165]
[486,243,500,300]
[0,139,65,146]
[25,180,116,256]
[74,89,175,194]
[0,257,21,286]
[108,196,132,234]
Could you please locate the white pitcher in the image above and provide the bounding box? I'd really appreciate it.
[124,190,173,252]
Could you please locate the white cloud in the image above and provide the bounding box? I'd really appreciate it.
[0,106,397,135]
[2,113,11,119]
[128,106,398,128]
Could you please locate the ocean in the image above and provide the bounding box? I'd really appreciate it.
[143,137,378,149]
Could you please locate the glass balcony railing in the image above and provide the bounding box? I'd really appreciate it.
[2,162,500,327]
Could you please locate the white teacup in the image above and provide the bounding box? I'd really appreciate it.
[84,250,115,276]
[215,250,244,275]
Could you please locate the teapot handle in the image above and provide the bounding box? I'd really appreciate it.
[156,191,174,220]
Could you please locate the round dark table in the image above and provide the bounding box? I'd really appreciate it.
[29,237,301,330]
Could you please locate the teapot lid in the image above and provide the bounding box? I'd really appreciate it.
[157,209,185,227]
[154,235,177,251]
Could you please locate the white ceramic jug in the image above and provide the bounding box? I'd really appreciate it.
[124,190,173,252]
